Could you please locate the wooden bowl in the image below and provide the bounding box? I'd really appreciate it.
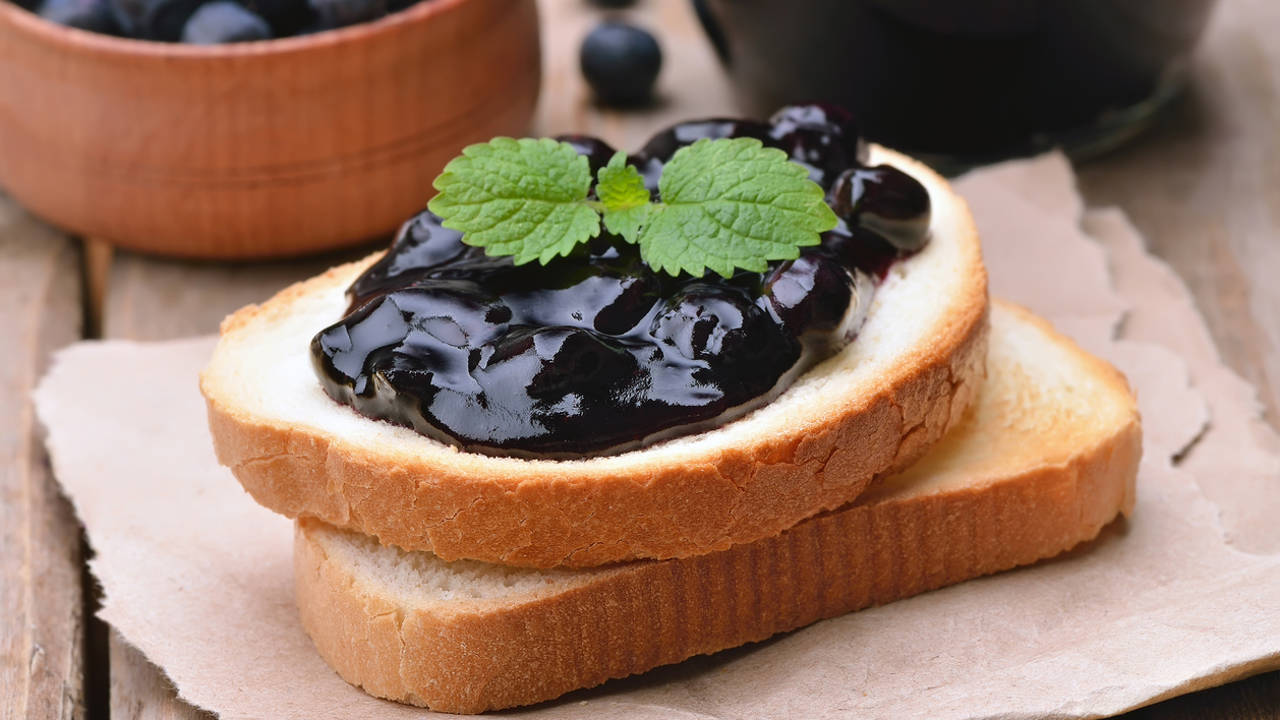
[0,0,540,259]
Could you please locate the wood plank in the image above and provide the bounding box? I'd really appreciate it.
[1076,0,1280,428]
[108,634,213,720]
[0,193,85,720]
[102,247,376,341]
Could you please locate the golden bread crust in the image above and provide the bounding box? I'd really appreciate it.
[292,303,1141,713]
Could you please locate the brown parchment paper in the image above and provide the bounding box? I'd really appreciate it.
[33,154,1280,719]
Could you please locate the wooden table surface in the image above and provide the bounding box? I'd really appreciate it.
[4,1,1278,718]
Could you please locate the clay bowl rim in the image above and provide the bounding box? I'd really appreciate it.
[0,0,472,59]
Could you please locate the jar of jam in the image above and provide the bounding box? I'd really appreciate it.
[695,0,1218,171]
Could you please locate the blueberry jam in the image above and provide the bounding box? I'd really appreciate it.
[311,105,932,458]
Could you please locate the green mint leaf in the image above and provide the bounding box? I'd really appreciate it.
[427,137,600,265]
[595,151,652,243]
[640,137,839,277]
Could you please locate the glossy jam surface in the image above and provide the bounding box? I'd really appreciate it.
[311,105,931,458]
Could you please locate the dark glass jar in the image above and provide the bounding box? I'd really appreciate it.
[696,0,1218,171]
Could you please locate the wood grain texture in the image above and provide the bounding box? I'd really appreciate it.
[0,193,85,720]
[0,0,540,260]
[102,244,378,340]
[108,635,213,720]
[92,0,1280,717]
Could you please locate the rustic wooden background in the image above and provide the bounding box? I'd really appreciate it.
[4,0,1278,718]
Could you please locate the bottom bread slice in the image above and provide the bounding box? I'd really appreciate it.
[293,301,1142,715]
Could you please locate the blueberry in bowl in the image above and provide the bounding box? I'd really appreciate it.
[9,0,426,41]
[180,0,270,42]
[36,0,118,32]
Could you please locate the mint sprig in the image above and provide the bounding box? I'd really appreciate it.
[428,136,837,277]
[427,138,600,264]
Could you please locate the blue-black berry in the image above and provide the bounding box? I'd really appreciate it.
[243,0,312,35]
[580,21,662,107]
[39,0,120,33]
[109,0,205,39]
[181,0,271,43]
[306,0,384,30]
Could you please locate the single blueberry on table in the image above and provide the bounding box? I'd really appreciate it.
[181,0,271,43]
[580,21,662,107]
[39,0,120,34]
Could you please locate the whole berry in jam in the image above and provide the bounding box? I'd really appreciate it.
[769,103,865,188]
[633,118,770,193]
[638,118,771,160]
[760,254,854,334]
[554,134,617,177]
[181,1,271,43]
[580,21,662,108]
[819,221,899,279]
[829,165,931,251]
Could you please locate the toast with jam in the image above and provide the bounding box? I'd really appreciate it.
[200,118,989,568]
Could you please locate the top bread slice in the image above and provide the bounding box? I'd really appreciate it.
[200,146,989,568]
[292,301,1142,714]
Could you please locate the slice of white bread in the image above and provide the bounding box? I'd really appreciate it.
[293,302,1141,714]
[202,146,989,569]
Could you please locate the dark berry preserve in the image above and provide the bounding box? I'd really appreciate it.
[310,105,931,458]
